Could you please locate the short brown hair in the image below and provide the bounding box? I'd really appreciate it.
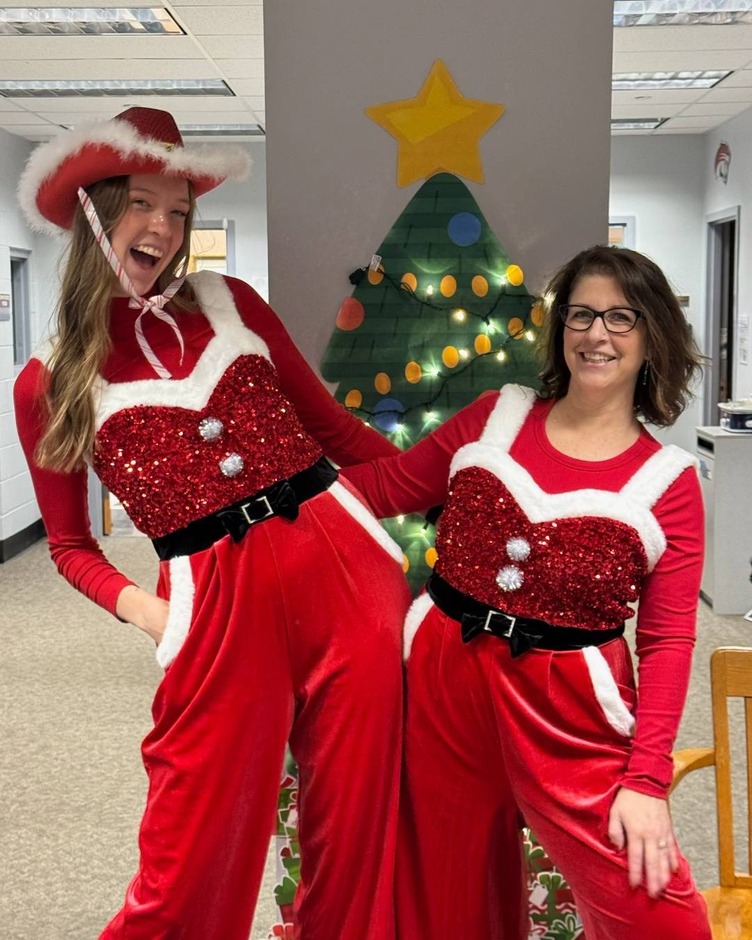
[537,245,704,427]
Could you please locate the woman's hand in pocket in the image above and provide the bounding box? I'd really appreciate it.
[116,584,170,645]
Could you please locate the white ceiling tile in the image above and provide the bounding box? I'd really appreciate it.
[614,24,752,53]
[226,93,264,111]
[0,109,70,124]
[680,101,750,116]
[0,59,218,81]
[2,16,750,142]
[170,97,254,112]
[175,6,263,35]
[0,96,252,117]
[612,50,752,71]
[32,101,140,117]
[612,88,704,106]
[698,86,752,103]
[0,36,204,60]
[31,99,257,124]
[0,99,31,113]
[172,0,261,6]
[665,114,728,127]
[214,58,265,79]
[221,79,264,97]
[16,0,129,6]
[199,35,264,58]
[0,124,67,140]
[652,124,710,134]
[612,102,685,117]
[718,69,752,87]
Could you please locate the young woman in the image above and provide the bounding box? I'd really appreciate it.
[343,245,711,939]
[14,107,411,940]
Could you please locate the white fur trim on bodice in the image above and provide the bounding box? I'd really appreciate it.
[449,384,695,573]
[478,383,537,450]
[93,272,271,431]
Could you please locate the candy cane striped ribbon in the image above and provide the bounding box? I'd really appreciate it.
[77,187,186,380]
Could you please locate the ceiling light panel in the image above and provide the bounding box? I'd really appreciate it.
[612,70,731,89]
[0,79,232,97]
[611,117,668,129]
[614,0,752,27]
[0,8,183,36]
[179,123,265,137]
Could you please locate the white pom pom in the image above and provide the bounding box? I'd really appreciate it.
[219,452,244,477]
[497,565,524,592]
[506,536,531,562]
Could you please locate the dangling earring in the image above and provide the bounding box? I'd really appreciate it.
[642,361,650,386]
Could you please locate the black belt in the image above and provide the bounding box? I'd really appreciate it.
[152,457,338,561]
[427,572,624,658]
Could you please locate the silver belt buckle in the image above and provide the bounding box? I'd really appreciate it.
[240,494,274,525]
[485,610,516,637]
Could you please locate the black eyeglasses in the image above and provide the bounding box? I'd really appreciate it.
[559,304,644,334]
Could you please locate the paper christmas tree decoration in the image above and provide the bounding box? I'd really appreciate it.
[321,171,542,585]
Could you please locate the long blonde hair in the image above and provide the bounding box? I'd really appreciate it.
[37,175,196,472]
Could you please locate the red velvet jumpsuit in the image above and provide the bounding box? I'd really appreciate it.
[344,383,711,940]
[14,272,411,940]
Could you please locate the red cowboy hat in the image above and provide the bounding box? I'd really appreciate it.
[18,106,251,236]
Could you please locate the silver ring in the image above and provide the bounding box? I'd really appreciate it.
[657,839,668,849]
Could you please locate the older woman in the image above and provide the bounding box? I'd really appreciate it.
[344,245,711,939]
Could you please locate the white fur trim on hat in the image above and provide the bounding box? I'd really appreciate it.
[18,116,251,237]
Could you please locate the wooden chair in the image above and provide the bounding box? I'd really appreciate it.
[672,646,752,939]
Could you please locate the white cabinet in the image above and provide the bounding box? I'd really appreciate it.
[696,426,752,615]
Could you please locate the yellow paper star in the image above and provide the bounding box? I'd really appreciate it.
[365,59,505,187]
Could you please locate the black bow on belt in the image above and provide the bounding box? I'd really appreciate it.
[460,610,544,658]
[217,479,299,542]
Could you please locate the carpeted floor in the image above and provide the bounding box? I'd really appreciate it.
[1,532,751,939]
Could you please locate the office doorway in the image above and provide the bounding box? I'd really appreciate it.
[705,208,739,425]
[10,250,31,367]
[190,219,235,275]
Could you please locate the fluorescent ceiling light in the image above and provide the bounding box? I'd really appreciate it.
[0,8,182,35]
[614,1,752,27]
[180,124,265,138]
[0,79,232,97]
[612,70,730,89]
[611,117,668,130]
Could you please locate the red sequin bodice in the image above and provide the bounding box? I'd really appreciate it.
[428,385,696,631]
[93,356,322,538]
[436,466,646,630]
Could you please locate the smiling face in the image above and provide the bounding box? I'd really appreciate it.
[562,273,648,405]
[109,173,191,298]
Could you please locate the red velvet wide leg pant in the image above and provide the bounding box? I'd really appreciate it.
[396,596,528,940]
[396,601,711,940]
[100,483,410,940]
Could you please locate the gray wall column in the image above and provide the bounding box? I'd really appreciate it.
[264,1,614,367]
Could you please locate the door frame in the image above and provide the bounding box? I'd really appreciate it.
[704,206,740,426]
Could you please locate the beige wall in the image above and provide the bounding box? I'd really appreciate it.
[264,0,614,366]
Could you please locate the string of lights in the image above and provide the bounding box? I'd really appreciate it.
[348,261,514,326]
[349,326,537,426]
[344,260,540,429]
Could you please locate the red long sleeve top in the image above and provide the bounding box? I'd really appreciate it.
[14,273,398,618]
[343,385,705,798]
